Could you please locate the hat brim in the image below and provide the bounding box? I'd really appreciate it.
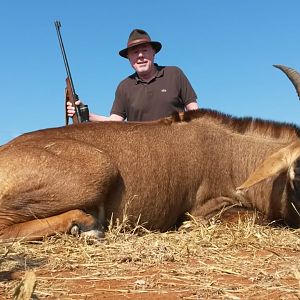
[119,41,162,58]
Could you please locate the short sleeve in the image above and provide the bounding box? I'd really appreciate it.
[178,68,197,106]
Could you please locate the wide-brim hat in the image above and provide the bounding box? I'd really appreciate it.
[119,29,162,58]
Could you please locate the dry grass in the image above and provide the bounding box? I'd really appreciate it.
[1,213,300,299]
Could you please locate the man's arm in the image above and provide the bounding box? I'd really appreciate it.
[67,101,125,122]
[89,113,124,122]
[185,102,199,111]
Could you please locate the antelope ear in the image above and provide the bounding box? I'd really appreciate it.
[237,141,300,191]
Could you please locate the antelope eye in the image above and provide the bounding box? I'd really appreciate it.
[294,166,300,176]
[293,160,300,176]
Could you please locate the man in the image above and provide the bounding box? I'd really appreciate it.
[67,29,199,121]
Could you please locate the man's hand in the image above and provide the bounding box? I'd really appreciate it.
[66,100,81,117]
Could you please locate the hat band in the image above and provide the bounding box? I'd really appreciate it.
[127,38,151,47]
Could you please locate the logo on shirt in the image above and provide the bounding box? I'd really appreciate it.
[161,89,167,93]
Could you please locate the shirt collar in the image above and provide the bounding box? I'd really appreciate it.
[133,64,164,84]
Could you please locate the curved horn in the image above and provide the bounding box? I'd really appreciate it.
[237,141,300,191]
[273,64,300,100]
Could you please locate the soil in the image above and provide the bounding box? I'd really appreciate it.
[1,221,300,299]
[1,249,300,299]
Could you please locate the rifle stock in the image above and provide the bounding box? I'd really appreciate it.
[65,77,80,125]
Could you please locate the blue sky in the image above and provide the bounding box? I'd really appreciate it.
[1,1,300,145]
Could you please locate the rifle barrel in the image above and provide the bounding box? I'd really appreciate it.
[54,20,77,97]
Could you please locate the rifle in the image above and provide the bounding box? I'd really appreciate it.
[54,20,89,125]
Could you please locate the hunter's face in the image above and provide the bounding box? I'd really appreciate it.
[127,43,156,77]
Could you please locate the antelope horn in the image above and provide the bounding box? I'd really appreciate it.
[273,64,300,100]
[237,141,300,190]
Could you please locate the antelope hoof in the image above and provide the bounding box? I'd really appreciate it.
[70,224,80,236]
[81,229,105,240]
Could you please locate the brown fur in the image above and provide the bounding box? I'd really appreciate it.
[1,108,300,241]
